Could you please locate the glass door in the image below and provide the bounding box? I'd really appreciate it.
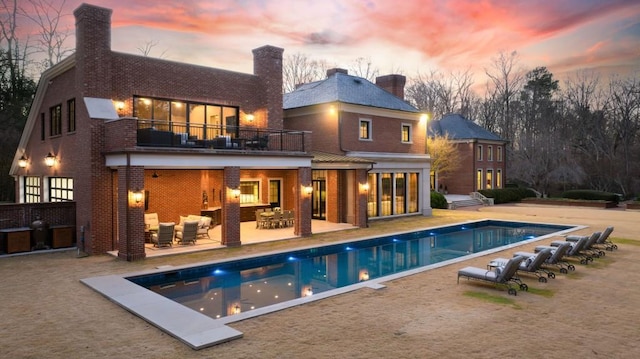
[312,179,326,220]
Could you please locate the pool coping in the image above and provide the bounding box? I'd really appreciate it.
[81,219,584,350]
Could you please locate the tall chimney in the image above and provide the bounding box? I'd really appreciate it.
[253,45,284,130]
[375,74,406,100]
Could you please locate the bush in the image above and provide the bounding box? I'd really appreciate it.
[430,191,448,209]
[561,190,620,204]
[479,188,537,204]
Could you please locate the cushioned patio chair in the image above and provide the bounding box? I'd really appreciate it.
[535,235,591,265]
[567,227,615,252]
[151,222,174,248]
[514,241,575,274]
[196,216,212,239]
[144,212,160,232]
[457,255,527,295]
[175,220,198,245]
[562,231,604,258]
[491,248,553,283]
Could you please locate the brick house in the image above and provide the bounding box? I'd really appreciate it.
[9,3,431,260]
[428,113,507,195]
[284,69,432,221]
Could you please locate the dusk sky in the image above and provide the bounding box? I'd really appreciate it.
[19,0,640,87]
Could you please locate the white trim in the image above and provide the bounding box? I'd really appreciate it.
[105,152,312,169]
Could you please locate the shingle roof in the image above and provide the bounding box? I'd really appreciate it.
[428,113,504,141]
[283,72,419,112]
[310,151,376,164]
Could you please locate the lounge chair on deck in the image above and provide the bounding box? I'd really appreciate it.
[562,231,604,258]
[175,220,198,245]
[491,248,554,283]
[567,227,615,252]
[457,255,527,296]
[151,222,175,248]
[514,241,575,274]
[535,235,591,265]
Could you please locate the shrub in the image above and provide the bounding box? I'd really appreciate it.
[561,190,620,204]
[430,191,448,209]
[479,188,537,204]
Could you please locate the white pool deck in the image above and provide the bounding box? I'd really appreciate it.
[82,219,583,350]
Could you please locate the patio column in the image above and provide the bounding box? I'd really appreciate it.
[354,168,368,228]
[117,164,146,261]
[295,167,312,237]
[222,166,241,247]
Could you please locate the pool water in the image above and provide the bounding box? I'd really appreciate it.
[127,220,572,319]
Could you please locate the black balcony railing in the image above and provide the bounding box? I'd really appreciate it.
[136,119,307,152]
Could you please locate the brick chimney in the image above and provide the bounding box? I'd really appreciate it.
[74,4,112,98]
[253,45,284,130]
[327,68,348,78]
[375,74,406,100]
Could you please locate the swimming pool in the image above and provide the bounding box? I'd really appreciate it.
[127,219,573,320]
[82,219,579,349]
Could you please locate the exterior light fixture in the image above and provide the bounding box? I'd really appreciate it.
[152,171,159,178]
[359,270,370,282]
[304,287,313,296]
[246,114,255,122]
[44,152,56,167]
[233,304,241,314]
[231,188,241,198]
[304,185,313,195]
[360,183,370,193]
[133,190,144,204]
[18,155,28,168]
[115,101,125,111]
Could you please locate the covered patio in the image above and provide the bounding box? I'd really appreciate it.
[109,219,356,258]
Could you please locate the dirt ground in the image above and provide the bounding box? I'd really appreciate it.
[1,204,639,359]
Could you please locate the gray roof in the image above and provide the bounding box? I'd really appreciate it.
[310,151,375,164]
[283,72,419,112]
[428,113,504,142]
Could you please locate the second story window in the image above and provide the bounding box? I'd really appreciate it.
[67,99,76,132]
[487,145,493,161]
[477,144,483,161]
[359,119,372,140]
[401,124,411,143]
[50,104,62,136]
[50,177,74,202]
[497,146,503,162]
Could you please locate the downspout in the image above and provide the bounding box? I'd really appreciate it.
[125,152,131,260]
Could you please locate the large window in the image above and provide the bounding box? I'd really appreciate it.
[239,180,260,204]
[486,169,493,189]
[476,145,483,161]
[497,146,503,162]
[67,99,76,132]
[368,172,420,218]
[496,169,502,188]
[50,177,73,202]
[476,169,483,191]
[359,119,371,140]
[50,104,62,136]
[487,145,493,161]
[24,177,41,203]
[134,96,238,140]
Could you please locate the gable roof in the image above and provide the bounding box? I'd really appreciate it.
[428,113,505,142]
[283,72,419,112]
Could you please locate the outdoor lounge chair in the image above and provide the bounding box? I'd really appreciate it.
[535,235,591,265]
[491,248,554,283]
[175,220,198,245]
[457,255,527,295]
[151,222,174,248]
[552,231,602,259]
[514,241,575,274]
[567,226,616,252]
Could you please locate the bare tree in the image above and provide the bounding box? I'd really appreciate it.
[21,0,73,71]
[136,40,168,59]
[348,56,379,82]
[484,50,525,146]
[282,52,329,93]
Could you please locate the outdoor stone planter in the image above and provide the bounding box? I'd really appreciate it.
[521,198,618,208]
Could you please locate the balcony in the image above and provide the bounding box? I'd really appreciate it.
[136,119,308,153]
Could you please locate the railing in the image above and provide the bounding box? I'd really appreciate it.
[469,192,494,206]
[135,119,307,152]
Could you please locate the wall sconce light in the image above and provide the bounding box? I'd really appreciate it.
[304,186,313,195]
[115,101,125,112]
[360,183,370,193]
[246,114,254,122]
[44,152,56,167]
[233,304,241,315]
[18,155,28,168]
[231,188,241,198]
[129,189,144,206]
[152,171,159,178]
